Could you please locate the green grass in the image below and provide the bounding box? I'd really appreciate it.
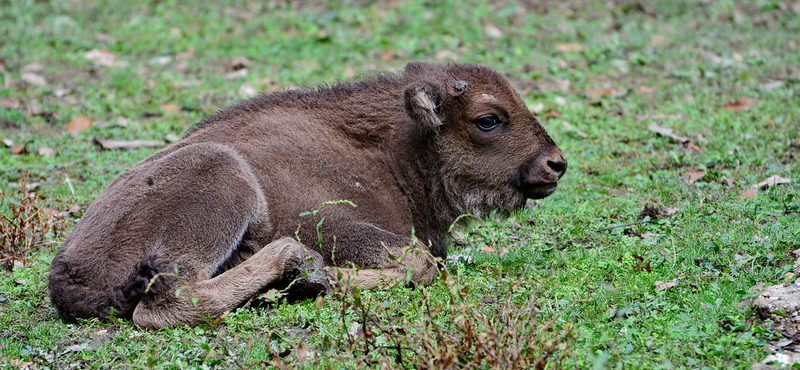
[2,0,799,368]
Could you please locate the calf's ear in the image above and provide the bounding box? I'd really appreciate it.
[404,83,443,130]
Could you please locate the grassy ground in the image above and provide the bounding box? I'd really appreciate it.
[1,0,799,368]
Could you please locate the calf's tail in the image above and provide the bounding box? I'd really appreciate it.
[48,255,175,322]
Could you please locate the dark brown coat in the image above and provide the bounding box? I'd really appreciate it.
[48,62,567,328]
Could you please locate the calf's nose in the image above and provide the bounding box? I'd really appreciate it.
[547,159,568,179]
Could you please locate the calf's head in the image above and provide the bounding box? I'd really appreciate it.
[404,62,567,214]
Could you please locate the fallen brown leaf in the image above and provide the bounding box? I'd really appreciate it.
[94,137,165,150]
[0,98,21,109]
[10,145,26,155]
[739,188,758,200]
[26,101,42,116]
[544,109,562,119]
[84,49,129,67]
[637,114,683,121]
[481,245,497,252]
[648,123,688,143]
[159,103,182,113]
[584,87,615,99]
[557,43,585,52]
[562,121,589,138]
[633,260,651,273]
[761,80,784,91]
[65,116,93,134]
[723,97,755,111]
[380,50,396,62]
[753,175,791,189]
[8,359,34,369]
[484,24,503,38]
[681,142,703,152]
[224,69,248,80]
[21,72,48,87]
[655,278,678,291]
[38,147,55,156]
[45,204,82,219]
[683,169,706,184]
[228,56,252,71]
[635,86,656,95]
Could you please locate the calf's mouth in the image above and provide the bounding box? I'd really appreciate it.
[521,182,558,199]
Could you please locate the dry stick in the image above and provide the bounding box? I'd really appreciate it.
[590,220,653,233]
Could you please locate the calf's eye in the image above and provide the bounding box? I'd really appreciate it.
[475,116,501,132]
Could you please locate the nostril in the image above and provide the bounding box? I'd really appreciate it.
[547,160,568,177]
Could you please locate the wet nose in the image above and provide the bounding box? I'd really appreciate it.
[547,159,568,179]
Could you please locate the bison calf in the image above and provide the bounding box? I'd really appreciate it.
[48,62,567,329]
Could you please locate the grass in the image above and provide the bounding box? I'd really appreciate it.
[1,0,799,368]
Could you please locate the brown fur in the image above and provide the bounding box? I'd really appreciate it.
[48,62,567,329]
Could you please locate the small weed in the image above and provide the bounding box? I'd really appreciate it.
[265,273,573,369]
[0,173,70,271]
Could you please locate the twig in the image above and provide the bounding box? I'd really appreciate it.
[590,220,652,233]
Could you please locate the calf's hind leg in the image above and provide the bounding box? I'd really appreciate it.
[132,237,311,329]
[122,143,306,329]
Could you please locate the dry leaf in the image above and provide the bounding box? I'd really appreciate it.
[681,142,703,152]
[228,56,251,71]
[26,101,42,116]
[435,49,458,61]
[94,137,165,150]
[544,109,562,119]
[555,79,571,91]
[239,82,258,96]
[739,188,758,200]
[557,43,585,52]
[761,80,784,91]
[484,24,503,38]
[637,114,683,121]
[530,102,544,115]
[690,133,709,144]
[584,87,615,99]
[84,49,128,67]
[38,147,54,156]
[648,123,688,143]
[683,169,706,184]
[481,245,497,252]
[159,103,181,113]
[224,69,248,80]
[8,359,34,369]
[723,97,755,111]
[0,98,21,109]
[65,116,93,134]
[753,175,791,189]
[562,121,589,138]
[21,72,48,87]
[655,278,677,291]
[59,343,89,356]
[10,145,26,155]
[635,86,656,95]
[633,260,651,273]
[380,50,396,62]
